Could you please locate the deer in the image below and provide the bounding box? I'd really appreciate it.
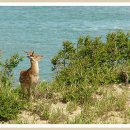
[19,50,43,100]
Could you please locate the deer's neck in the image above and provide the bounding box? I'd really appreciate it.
[30,60,39,75]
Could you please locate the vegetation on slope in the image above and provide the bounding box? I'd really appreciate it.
[1,31,130,124]
[0,53,25,121]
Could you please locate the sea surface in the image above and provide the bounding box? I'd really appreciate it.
[0,6,130,83]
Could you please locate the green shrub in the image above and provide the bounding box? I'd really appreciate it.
[0,53,23,86]
[0,86,25,120]
[51,31,130,103]
[0,52,25,121]
[52,31,130,86]
[34,81,53,99]
[61,83,97,104]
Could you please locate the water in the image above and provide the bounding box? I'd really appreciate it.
[0,6,130,82]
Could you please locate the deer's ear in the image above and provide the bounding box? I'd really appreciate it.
[32,51,34,56]
[23,50,32,55]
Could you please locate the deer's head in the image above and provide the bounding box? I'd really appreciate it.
[24,50,43,62]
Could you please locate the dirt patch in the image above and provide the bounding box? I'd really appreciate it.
[13,110,48,124]
[96,111,125,124]
[51,102,67,114]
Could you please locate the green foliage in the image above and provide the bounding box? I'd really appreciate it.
[32,101,51,120]
[49,108,67,124]
[51,41,76,72]
[61,83,97,104]
[66,101,77,114]
[0,86,26,120]
[95,93,126,116]
[36,82,54,100]
[0,53,23,86]
[51,31,130,104]
[0,52,24,121]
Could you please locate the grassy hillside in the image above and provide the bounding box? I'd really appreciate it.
[1,31,130,124]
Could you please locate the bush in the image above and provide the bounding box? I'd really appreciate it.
[0,53,23,86]
[51,30,130,104]
[0,52,24,121]
[52,31,130,86]
[0,85,25,120]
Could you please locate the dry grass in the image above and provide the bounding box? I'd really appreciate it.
[1,83,130,124]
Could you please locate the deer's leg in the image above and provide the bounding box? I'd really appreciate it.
[21,84,26,98]
[32,84,36,101]
[27,87,31,101]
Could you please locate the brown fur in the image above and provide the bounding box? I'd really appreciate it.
[19,50,43,100]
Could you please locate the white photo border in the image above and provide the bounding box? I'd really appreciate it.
[0,2,130,128]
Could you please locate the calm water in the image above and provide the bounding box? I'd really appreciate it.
[0,6,130,82]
